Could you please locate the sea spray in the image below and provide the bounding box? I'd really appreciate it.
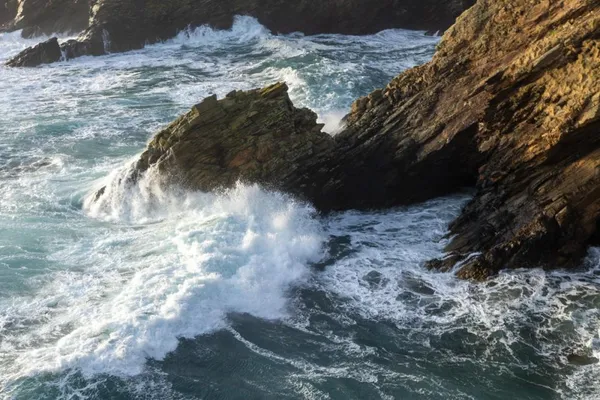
[171,16,271,48]
[2,166,325,386]
[318,110,347,134]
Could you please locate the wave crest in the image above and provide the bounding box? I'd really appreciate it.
[3,169,325,386]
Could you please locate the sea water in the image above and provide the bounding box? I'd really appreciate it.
[0,16,599,400]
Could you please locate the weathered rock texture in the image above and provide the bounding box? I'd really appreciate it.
[96,83,336,203]
[337,0,600,279]
[0,1,18,28]
[0,0,89,37]
[6,0,474,67]
[99,0,600,280]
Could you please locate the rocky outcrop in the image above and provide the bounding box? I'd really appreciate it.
[0,0,89,37]
[95,0,600,280]
[6,37,106,67]
[337,0,600,279]
[94,83,336,203]
[6,0,475,67]
[5,37,62,67]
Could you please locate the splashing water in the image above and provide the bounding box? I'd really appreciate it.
[0,16,599,400]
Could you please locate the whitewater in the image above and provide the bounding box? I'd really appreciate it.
[0,16,599,400]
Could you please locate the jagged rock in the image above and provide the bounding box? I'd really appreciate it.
[6,34,107,68]
[5,37,61,67]
[338,0,600,279]
[6,0,475,67]
[60,37,106,59]
[94,83,336,202]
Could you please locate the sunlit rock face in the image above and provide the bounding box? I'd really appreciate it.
[339,0,600,278]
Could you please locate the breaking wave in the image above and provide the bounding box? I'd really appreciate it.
[1,14,598,400]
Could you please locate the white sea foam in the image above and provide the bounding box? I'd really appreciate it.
[170,16,271,48]
[318,110,347,134]
[1,172,325,390]
[0,16,439,146]
[289,198,600,398]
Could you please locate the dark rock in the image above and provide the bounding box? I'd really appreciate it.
[1,0,89,37]
[60,37,106,59]
[0,0,18,28]
[7,0,475,67]
[454,257,495,282]
[5,37,61,67]
[424,254,464,273]
[568,353,599,366]
[94,83,336,203]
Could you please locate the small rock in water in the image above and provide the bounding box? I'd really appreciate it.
[363,270,384,288]
[567,353,599,366]
[5,37,62,67]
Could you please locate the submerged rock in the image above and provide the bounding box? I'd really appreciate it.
[567,353,599,366]
[6,0,475,67]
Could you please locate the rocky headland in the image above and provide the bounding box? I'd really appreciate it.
[5,0,474,67]
[91,0,600,280]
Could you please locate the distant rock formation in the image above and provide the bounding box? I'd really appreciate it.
[93,0,600,280]
[5,0,475,67]
[0,0,89,37]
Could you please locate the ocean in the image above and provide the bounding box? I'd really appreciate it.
[0,16,599,400]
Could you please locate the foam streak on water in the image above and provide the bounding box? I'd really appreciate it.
[0,16,599,400]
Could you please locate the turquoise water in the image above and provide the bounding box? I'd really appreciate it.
[0,16,599,400]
